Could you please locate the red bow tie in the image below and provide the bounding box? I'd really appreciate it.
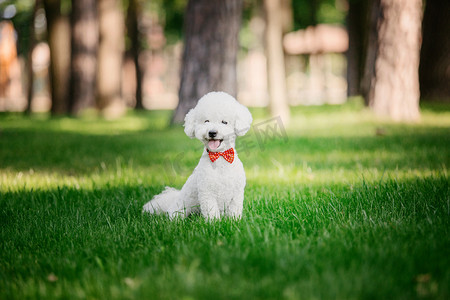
[207,148,235,163]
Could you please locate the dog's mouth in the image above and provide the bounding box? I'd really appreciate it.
[207,139,223,151]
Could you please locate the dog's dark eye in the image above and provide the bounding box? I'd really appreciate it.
[222,120,228,125]
[204,120,209,123]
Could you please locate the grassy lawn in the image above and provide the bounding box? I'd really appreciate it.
[1,101,449,299]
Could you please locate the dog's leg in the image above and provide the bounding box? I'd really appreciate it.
[198,190,221,220]
[225,191,244,219]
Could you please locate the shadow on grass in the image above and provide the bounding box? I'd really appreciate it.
[0,124,449,178]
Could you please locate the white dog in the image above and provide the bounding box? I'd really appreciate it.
[143,91,252,219]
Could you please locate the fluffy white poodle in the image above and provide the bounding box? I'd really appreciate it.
[143,91,253,219]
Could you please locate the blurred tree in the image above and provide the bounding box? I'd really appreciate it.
[419,1,450,101]
[126,0,144,110]
[69,0,98,115]
[264,0,290,124]
[362,0,422,121]
[172,0,243,124]
[360,0,378,105]
[0,21,17,100]
[346,0,367,97]
[97,0,125,117]
[43,0,70,115]
[1,1,35,57]
[26,0,41,114]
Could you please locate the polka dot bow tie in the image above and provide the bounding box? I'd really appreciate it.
[207,148,235,164]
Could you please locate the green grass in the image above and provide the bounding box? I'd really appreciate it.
[1,102,449,299]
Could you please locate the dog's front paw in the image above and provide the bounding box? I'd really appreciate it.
[142,201,156,214]
[225,211,242,220]
[202,209,221,221]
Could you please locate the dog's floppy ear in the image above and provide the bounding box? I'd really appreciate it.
[235,103,253,136]
[183,108,196,138]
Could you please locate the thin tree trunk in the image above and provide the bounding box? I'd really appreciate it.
[26,0,41,114]
[361,0,380,106]
[172,0,243,124]
[419,1,450,101]
[69,0,98,115]
[97,0,125,118]
[264,0,290,125]
[346,0,366,97]
[43,0,70,115]
[364,0,422,121]
[126,0,144,110]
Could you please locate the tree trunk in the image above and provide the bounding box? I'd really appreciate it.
[172,0,243,124]
[264,0,290,125]
[360,0,380,105]
[346,0,367,97]
[364,0,422,121]
[26,0,41,114]
[126,0,144,110]
[97,0,125,118]
[419,1,450,101]
[69,0,98,115]
[43,0,70,115]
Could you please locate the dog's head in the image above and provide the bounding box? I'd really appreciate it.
[183,92,253,152]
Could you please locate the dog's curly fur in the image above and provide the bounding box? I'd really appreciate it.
[143,91,252,219]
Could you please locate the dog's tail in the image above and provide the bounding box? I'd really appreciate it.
[142,187,185,218]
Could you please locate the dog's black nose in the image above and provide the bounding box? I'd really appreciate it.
[208,130,218,138]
